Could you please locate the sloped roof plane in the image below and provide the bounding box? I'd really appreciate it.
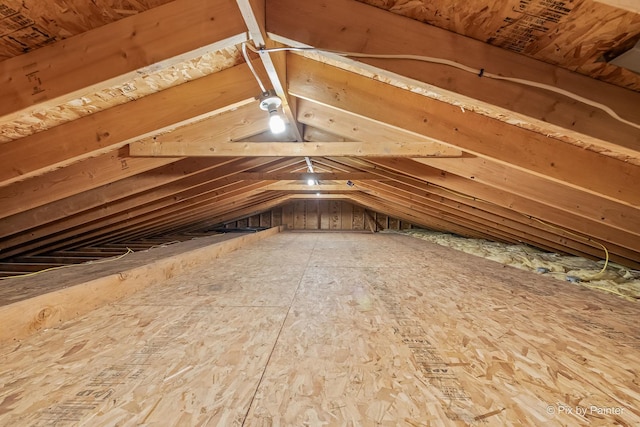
[0,0,639,268]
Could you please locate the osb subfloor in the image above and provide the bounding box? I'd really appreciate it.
[0,232,246,306]
[1,232,638,426]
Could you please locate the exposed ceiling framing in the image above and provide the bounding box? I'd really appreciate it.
[0,0,639,270]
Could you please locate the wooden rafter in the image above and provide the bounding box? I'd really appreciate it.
[0,150,181,219]
[234,172,376,180]
[0,158,240,240]
[268,0,640,157]
[362,158,640,265]
[412,156,640,237]
[0,158,298,257]
[336,156,640,258]
[0,0,637,269]
[288,55,640,207]
[356,180,627,263]
[0,64,260,186]
[0,0,247,120]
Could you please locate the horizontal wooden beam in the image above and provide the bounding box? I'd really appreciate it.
[234,172,375,180]
[268,0,640,157]
[0,64,259,186]
[288,55,640,207]
[129,141,462,157]
[281,194,354,200]
[0,0,246,120]
[262,182,361,191]
[125,95,462,157]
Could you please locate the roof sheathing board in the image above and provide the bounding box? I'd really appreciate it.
[357,0,640,91]
[0,46,243,142]
[0,0,174,59]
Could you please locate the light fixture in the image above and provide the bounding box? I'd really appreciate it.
[307,179,315,186]
[259,90,286,134]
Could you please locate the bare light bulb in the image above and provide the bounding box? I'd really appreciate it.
[307,179,315,186]
[268,111,286,134]
[260,91,286,135]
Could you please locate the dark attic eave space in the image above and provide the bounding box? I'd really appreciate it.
[0,0,639,271]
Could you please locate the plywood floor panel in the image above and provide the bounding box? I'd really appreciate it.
[0,233,246,306]
[1,232,638,426]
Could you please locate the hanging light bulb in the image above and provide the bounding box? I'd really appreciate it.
[259,90,286,134]
[307,179,315,186]
[269,111,286,134]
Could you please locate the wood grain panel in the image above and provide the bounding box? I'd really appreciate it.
[1,232,637,425]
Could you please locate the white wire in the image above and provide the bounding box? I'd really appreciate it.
[242,42,266,93]
[246,44,640,131]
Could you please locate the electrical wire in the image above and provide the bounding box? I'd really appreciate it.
[242,42,266,93]
[526,216,609,277]
[0,248,134,280]
[245,43,640,131]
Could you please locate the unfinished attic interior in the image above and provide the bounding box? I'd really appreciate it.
[1,0,640,424]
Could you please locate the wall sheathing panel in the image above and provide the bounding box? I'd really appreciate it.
[219,200,414,231]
